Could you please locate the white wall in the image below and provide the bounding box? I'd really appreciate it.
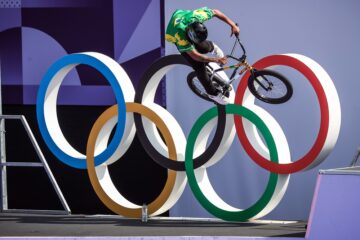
[165,0,360,220]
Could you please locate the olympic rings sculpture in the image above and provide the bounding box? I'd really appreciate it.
[36,51,341,221]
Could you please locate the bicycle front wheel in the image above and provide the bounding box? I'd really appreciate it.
[247,69,293,104]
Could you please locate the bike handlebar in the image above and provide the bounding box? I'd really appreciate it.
[227,36,246,63]
[237,37,246,57]
[228,23,247,61]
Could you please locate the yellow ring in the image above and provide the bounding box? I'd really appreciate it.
[86,102,177,218]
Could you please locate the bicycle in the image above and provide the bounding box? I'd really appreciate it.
[187,37,293,104]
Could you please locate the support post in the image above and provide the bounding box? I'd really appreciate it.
[0,58,8,212]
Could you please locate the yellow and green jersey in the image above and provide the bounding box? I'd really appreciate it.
[165,7,215,52]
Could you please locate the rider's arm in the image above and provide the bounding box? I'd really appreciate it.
[212,9,240,36]
[186,49,227,65]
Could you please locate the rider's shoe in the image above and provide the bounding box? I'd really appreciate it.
[208,93,229,105]
[212,43,224,58]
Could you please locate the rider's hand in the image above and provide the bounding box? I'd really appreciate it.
[217,57,228,65]
[230,24,240,37]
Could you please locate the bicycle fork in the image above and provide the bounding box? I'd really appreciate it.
[237,61,272,92]
[250,69,273,91]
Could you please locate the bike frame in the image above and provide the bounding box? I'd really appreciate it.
[208,37,269,90]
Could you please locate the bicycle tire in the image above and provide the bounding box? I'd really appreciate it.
[187,71,213,102]
[247,69,293,104]
[187,71,231,103]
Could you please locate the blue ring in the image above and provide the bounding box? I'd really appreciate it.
[36,53,126,169]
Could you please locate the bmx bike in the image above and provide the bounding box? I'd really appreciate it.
[187,37,293,104]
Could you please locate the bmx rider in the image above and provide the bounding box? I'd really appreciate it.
[165,7,240,105]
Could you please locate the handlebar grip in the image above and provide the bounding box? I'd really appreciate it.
[234,23,240,38]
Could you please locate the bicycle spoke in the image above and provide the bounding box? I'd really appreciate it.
[193,78,208,97]
[255,75,288,100]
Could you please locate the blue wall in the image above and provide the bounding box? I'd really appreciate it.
[165,0,360,220]
[0,0,166,214]
[0,0,163,105]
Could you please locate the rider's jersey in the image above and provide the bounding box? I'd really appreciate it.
[165,7,215,53]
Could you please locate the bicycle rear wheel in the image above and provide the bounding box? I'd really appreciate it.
[247,69,293,104]
[187,71,212,101]
[187,71,231,103]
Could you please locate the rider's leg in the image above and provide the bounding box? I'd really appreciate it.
[181,41,229,104]
[181,52,219,96]
[194,41,228,91]
[182,40,220,95]
[194,40,226,86]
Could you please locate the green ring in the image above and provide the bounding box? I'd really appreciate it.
[185,104,279,221]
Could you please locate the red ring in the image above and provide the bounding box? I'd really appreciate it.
[235,55,329,174]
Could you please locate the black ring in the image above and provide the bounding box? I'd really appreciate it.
[134,54,226,171]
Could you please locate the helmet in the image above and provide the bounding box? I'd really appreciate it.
[187,22,208,44]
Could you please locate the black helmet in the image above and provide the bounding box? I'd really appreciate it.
[187,22,208,44]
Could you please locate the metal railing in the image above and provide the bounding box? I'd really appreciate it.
[0,114,70,214]
[350,147,360,167]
